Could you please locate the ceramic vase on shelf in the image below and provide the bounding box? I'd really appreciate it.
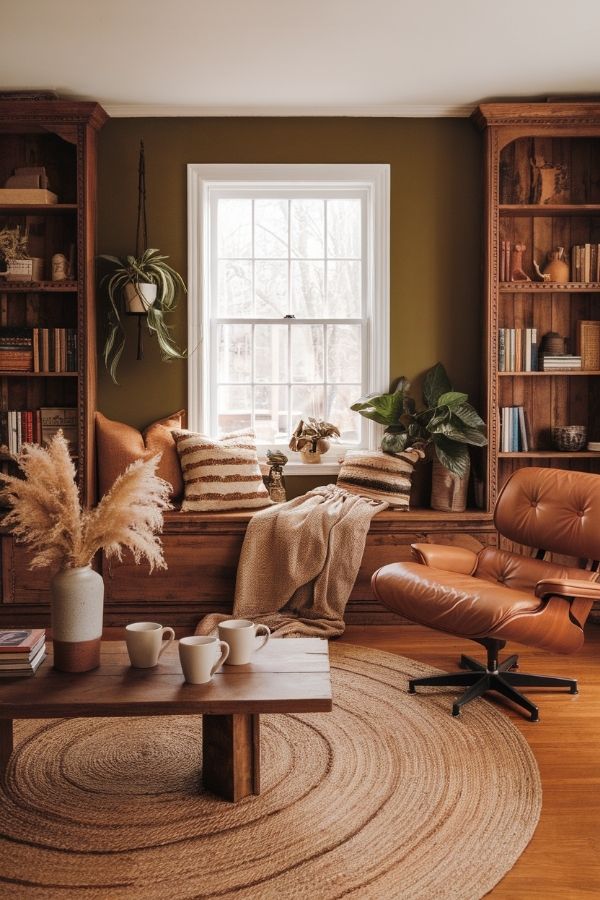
[430,457,470,513]
[542,247,569,283]
[50,565,104,672]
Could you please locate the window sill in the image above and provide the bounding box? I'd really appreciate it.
[259,456,343,477]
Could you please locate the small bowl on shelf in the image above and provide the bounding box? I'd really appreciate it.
[551,425,587,452]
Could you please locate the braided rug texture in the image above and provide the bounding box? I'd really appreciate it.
[0,644,541,900]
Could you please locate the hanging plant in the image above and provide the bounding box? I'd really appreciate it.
[99,141,187,383]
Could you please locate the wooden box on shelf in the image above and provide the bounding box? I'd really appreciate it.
[473,102,600,520]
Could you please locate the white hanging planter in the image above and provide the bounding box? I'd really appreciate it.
[124,281,157,313]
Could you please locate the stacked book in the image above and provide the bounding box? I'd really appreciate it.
[0,328,33,371]
[33,328,78,373]
[0,406,78,454]
[0,628,46,677]
[499,240,512,282]
[498,328,538,371]
[540,354,582,371]
[500,406,530,452]
[571,244,600,283]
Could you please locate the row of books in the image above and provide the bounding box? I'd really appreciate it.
[0,407,78,455]
[500,406,530,452]
[498,328,538,371]
[572,245,600,283]
[0,629,46,677]
[0,328,78,373]
[33,328,78,372]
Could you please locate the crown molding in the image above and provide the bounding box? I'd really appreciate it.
[102,102,475,118]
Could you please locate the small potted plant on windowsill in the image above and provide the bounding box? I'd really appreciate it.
[351,363,487,511]
[289,418,341,464]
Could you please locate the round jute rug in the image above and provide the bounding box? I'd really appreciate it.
[0,644,541,900]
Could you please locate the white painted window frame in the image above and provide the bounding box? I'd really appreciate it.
[187,163,390,473]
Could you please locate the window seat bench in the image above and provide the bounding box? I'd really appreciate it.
[0,509,496,629]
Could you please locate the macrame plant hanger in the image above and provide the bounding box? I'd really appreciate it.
[130,139,148,360]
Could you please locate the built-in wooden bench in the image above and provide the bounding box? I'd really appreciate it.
[0,509,497,629]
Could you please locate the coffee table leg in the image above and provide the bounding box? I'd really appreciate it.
[202,713,260,802]
[0,719,13,778]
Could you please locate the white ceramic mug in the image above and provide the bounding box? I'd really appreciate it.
[178,636,229,684]
[125,621,175,668]
[218,619,271,665]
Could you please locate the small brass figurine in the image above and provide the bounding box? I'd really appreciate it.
[266,449,288,503]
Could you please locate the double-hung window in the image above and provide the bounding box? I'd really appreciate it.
[188,164,389,466]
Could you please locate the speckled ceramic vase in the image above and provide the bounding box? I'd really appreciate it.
[50,565,104,672]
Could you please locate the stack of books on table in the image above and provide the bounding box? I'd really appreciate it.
[0,629,46,677]
[540,355,582,371]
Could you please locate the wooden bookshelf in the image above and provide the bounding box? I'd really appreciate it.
[0,100,108,503]
[474,102,600,510]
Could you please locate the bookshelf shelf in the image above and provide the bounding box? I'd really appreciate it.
[0,281,78,293]
[497,370,600,376]
[499,282,600,293]
[499,451,600,459]
[499,204,600,217]
[475,102,600,515]
[0,203,77,215]
[0,371,79,378]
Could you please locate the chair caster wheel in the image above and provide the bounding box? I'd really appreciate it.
[530,711,540,722]
[570,686,579,695]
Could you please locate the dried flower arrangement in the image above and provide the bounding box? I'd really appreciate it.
[0,225,29,263]
[0,432,171,570]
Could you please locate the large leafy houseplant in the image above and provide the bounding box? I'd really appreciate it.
[351,363,487,477]
[100,248,186,383]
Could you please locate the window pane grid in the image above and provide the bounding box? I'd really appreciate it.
[212,192,366,443]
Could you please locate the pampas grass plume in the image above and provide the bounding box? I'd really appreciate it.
[0,431,171,570]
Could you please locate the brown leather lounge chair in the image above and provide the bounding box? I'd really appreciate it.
[372,467,600,721]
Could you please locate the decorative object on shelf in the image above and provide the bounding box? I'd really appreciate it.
[529,154,569,204]
[532,260,551,282]
[542,246,569,283]
[289,418,341,464]
[551,425,587,452]
[0,432,171,673]
[265,449,288,503]
[0,164,57,204]
[51,252,70,281]
[540,331,566,356]
[99,141,186,382]
[351,362,487,487]
[510,243,531,282]
[0,225,44,281]
[579,320,600,370]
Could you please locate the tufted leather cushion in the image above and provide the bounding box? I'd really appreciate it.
[372,562,541,638]
[95,410,185,499]
[474,546,598,593]
[495,466,600,561]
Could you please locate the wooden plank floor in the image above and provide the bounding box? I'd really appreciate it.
[340,624,600,899]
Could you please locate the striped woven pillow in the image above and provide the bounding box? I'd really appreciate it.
[337,449,424,509]
[173,429,272,512]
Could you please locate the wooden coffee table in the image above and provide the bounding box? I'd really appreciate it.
[0,637,332,802]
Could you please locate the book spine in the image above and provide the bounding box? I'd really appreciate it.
[512,407,519,452]
[518,407,529,452]
[532,328,538,371]
[498,328,505,372]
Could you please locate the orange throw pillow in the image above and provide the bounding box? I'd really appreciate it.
[95,410,185,499]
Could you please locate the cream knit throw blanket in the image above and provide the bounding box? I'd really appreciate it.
[196,485,387,638]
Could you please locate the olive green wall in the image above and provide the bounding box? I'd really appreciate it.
[97,117,482,429]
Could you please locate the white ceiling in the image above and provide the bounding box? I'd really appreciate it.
[3,0,600,116]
